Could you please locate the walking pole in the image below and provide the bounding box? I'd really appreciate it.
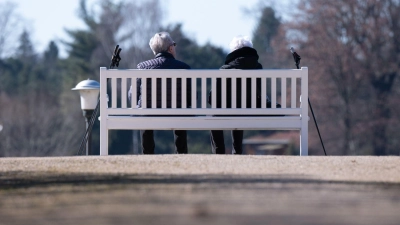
[290,47,327,156]
[76,45,122,155]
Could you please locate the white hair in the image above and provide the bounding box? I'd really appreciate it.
[149,32,175,55]
[229,35,253,52]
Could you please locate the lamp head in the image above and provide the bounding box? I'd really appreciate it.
[72,79,100,110]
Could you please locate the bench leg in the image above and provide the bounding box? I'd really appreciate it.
[300,123,308,156]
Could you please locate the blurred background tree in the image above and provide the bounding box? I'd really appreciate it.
[288,0,400,155]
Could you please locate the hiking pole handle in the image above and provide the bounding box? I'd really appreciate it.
[290,47,301,69]
[110,45,122,69]
[77,45,122,155]
[290,47,327,156]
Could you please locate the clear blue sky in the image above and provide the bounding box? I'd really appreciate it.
[10,0,287,56]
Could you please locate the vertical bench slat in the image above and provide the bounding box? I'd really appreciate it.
[191,78,196,108]
[121,78,127,108]
[251,77,256,108]
[261,77,266,108]
[172,77,177,108]
[232,78,236,108]
[241,78,246,108]
[201,77,207,108]
[131,78,137,108]
[281,77,287,108]
[221,78,226,108]
[291,77,296,108]
[182,78,187,108]
[142,78,147,108]
[271,77,276,108]
[152,77,157,108]
[100,68,108,155]
[112,78,117,108]
[162,77,166,108]
[211,77,216,108]
[300,67,309,156]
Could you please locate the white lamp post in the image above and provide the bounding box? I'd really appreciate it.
[72,79,100,155]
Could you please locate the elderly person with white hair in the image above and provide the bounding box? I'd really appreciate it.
[208,35,263,155]
[129,32,191,154]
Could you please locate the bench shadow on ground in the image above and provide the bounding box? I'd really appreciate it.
[1,171,399,190]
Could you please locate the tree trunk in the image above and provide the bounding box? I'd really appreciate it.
[343,99,353,155]
[371,73,396,155]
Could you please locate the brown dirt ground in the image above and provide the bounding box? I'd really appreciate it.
[0,155,399,225]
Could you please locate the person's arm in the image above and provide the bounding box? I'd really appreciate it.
[136,64,143,107]
[136,78,141,105]
[128,86,132,107]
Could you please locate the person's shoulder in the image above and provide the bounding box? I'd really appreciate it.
[172,59,191,69]
[137,60,149,69]
[137,58,161,69]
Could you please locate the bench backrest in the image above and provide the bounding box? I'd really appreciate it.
[99,67,308,116]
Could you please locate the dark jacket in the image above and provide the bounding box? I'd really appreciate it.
[130,52,191,108]
[209,47,263,108]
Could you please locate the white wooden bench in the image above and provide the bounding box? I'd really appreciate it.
[99,67,309,156]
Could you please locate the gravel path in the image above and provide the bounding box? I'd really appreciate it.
[0,155,399,225]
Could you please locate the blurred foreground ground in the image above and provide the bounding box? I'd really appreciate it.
[0,155,399,225]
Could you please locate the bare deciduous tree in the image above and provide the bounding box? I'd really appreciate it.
[118,0,164,67]
[0,1,23,58]
[74,0,164,75]
[0,92,81,157]
[289,0,400,155]
[60,0,165,155]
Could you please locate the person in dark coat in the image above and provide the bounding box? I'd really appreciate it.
[209,36,263,154]
[128,32,191,154]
